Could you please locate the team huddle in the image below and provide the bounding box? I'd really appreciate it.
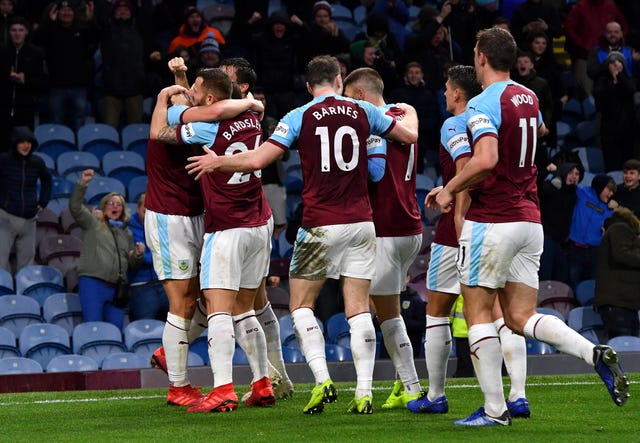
[143,27,629,425]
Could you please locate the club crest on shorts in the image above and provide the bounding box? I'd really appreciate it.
[178,260,190,271]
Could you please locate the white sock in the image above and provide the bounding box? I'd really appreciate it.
[380,317,421,395]
[187,298,208,343]
[208,313,235,388]
[468,323,507,417]
[163,313,191,387]
[424,315,451,400]
[233,310,268,383]
[523,313,594,364]
[292,307,329,384]
[256,303,290,381]
[494,317,527,401]
[348,313,376,399]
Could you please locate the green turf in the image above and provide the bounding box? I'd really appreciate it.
[0,374,635,443]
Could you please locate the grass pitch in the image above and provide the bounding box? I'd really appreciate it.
[0,374,635,443]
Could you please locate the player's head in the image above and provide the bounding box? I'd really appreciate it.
[444,65,481,113]
[220,57,257,97]
[192,68,232,106]
[342,67,383,101]
[306,55,342,93]
[474,26,517,78]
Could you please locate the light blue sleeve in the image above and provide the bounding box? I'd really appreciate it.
[441,114,471,162]
[357,99,395,136]
[167,105,189,125]
[269,107,303,148]
[466,87,502,143]
[178,121,220,148]
[366,135,387,182]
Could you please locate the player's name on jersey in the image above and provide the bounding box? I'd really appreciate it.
[510,93,535,107]
[222,117,261,140]
[312,105,359,120]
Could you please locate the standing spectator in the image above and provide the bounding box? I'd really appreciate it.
[389,61,439,174]
[587,21,634,81]
[94,0,153,129]
[0,126,51,273]
[33,0,98,131]
[510,0,562,47]
[567,174,617,291]
[167,6,225,59]
[594,207,640,339]
[0,0,16,45]
[351,41,399,97]
[614,158,640,217]
[593,51,636,172]
[226,0,268,58]
[127,192,169,322]
[298,1,350,68]
[564,0,627,99]
[0,16,48,151]
[70,168,144,330]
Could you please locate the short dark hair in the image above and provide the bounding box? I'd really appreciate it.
[476,27,517,72]
[306,55,340,88]
[623,158,640,173]
[220,57,257,89]
[343,67,384,96]
[447,65,482,101]
[197,68,232,100]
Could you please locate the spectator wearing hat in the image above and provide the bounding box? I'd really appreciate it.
[93,0,153,129]
[33,0,99,131]
[0,15,48,151]
[167,6,225,59]
[587,21,634,81]
[593,49,636,172]
[567,174,618,291]
[0,126,52,273]
[188,32,221,80]
[298,1,350,68]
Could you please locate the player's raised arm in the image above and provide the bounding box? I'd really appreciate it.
[387,102,418,144]
[180,98,264,123]
[149,85,189,142]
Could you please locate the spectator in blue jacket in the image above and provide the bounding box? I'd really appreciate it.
[567,174,617,291]
[127,192,169,321]
[0,126,52,272]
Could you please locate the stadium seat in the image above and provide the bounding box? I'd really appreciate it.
[555,121,572,149]
[284,171,303,195]
[416,174,435,191]
[34,123,76,161]
[326,312,350,344]
[0,357,43,374]
[607,170,623,185]
[124,319,164,355]
[190,330,209,365]
[325,343,352,361]
[579,171,596,188]
[537,280,578,319]
[525,339,557,354]
[0,325,20,358]
[266,286,290,319]
[573,146,605,174]
[0,268,15,295]
[36,207,63,249]
[232,346,249,365]
[33,151,55,173]
[120,123,149,153]
[536,307,566,323]
[72,321,127,364]
[59,206,83,240]
[567,306,606,343]
[37,234,83,278]
[187,350,205,367]
[101,351,150,370]
[408,254,429,282]
[282,346,305,363]
[575,279,595,306]
[582,95,596,120]
[85,176,126,205]
[127,175,147,203]
[15,265,66,307]
[50,176,76,200]
[46,354,99,373]
[285,194,302,220]
[102,151,146,188]
[77,123,121,159]
[19,323,72,369]
[269,257,290,279]
[574,120,598,146]
[278,314,297,348]
[57,151,101,180]
[0,295,44,337]
[606,335,640,352]
[202,3,234,36]
[42,293,82,336]
[353,4,366,26]
[46,198,70,217]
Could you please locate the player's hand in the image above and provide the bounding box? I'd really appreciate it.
[246,93,265,120]
[425,186,442,210]
[186,146,219,181]
[168,57,188,74]
[79,169,94,185]
[429,186,454,213]
[159,84,188,102]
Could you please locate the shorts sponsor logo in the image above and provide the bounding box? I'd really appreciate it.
[178,260,190,271]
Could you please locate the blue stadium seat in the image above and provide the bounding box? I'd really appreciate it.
[353,4,366,26]
[127,175,147,203]
[0,325,20,358]
[37,234,83,279]
[233,346,249,365]
[19,323,72,369]
[416,174,435,191]
[15,265,66,307]
[573,146,605,174]
[0,295,43,337]
[0,357,43,374]
[536,307,566,323]
[326,343,352,361]
[537,279,578,319]
[101,351,150,370]
[190,330,210,365]
[575,279,595,306]
[34,123,76,161]
[606,335,640,352]
[46,198,70,217]
[525,339,557,355]
[0,268,14,295]
[46,354,99,373]
[33,151,55,173]
[85,176,126,205]
[579,171,596,188]
[43,293,82,336]
[607,170,623,185]
[50,176,76,200]
[326,312,350,344]
[282,346,305,363]
[574,120,598,147]
[555,121,573,149]
[582,95,596,120]
[57,151,101,179]
[73,321,126,364]
[77,123,121,159]
[278,314,297,348]
[120,123,149,153]
[124,319,164,355]
[567,306,606,343]
[102,151,146,188]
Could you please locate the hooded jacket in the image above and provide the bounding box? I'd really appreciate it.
[0,126,51,218]
[540,162,581,243]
